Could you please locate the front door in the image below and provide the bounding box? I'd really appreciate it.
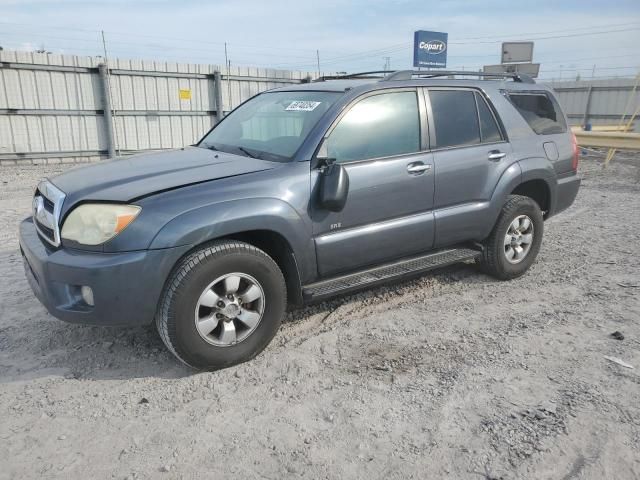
[311,89,435,277]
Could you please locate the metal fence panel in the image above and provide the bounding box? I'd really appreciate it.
[0,49,315,165]
[3,49,638,166]
[549,78,640,130]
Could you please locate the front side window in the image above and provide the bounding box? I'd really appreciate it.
[506,92,567,135]
[429,90,481,149]
[324,91,420,163]
[199,91,340,161]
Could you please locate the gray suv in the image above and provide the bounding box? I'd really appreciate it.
[19,70,581,370]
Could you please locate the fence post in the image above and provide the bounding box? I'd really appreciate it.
[98,63,116,158]
[213,71,224,124]
[581,85,593,127]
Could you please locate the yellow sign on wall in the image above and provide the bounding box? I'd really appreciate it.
[179,89,192,100]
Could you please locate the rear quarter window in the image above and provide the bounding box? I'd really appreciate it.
[506,92,567,135]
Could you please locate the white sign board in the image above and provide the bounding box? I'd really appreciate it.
[483,63,540,78]
[501,42,534,63]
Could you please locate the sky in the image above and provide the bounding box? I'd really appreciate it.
[1,0,639,80]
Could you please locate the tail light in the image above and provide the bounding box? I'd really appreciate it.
[571,133,579,171]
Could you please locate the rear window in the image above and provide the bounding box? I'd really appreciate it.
[507,92,566,135]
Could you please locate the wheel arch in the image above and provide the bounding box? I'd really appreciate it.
[511,179,551,216]
[224,230,304,307]
[516,157,558,217]
[149,198,315,308]
[481,161,522,239]
[484,157,557,240]
[157,227,306,308]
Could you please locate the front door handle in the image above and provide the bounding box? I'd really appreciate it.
[407,162,432,175]
[488,150,506,161]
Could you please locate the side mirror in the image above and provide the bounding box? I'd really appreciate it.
[319,160,349,212]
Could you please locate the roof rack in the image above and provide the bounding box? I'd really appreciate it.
[383,70,535,83]
[317,69,535,84]
[316,70,396,81]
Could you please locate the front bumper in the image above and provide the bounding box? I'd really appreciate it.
[19,218,190,326]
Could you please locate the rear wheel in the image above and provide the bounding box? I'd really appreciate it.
[480,195,543,280]
[156,241,286,370]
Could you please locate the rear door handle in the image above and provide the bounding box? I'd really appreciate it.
[407,162,432,175]
[488,150,506,161]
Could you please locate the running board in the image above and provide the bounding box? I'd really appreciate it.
[303,247,481,301]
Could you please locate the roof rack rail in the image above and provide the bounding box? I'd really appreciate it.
[315,69,535,84]
[382,70,535,83]
[315,70,396,81]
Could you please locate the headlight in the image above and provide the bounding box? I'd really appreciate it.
[61,204,141,245]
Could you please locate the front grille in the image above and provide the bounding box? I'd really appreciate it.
[35,218,55,241]
[42,194,54,213]
[33,180,66,247]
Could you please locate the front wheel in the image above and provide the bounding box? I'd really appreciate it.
[479,195,544,280]
[156,241,287,370]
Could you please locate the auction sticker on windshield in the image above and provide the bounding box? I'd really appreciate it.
[285,101,321,111]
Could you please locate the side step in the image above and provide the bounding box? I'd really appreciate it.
[302,247,481,301]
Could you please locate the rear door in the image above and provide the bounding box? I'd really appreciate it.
[426,88,513,247]
[311,88,435,277]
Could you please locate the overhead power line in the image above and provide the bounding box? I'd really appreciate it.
[451,26,640,44]
[452,21,640,40]
[1,19,638,75]
[0,19,638,59]
[0,30,317,60]
[267,25,640,68]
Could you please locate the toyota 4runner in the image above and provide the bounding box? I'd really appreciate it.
[19,70,581,370]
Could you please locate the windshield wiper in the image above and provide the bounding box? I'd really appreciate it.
[236,146,260,159]
[203,143,262,159]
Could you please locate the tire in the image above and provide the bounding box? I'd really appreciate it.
[156,240,286,371]
[480,195,544,280]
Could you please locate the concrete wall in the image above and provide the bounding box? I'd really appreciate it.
[0,50,314,165]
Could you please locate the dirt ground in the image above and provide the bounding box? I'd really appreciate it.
[0,152,639,480]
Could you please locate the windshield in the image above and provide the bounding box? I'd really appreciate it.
[198,91,341,161]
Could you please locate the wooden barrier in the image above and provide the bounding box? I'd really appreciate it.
[571,125,634,133]
[574,131,640,150]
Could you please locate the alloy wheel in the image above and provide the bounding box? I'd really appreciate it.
[194,273,265,346]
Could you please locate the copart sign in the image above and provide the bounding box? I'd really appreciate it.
[413,30,448,68]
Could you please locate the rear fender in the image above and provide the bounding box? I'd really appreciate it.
[479,161,522,239]
[481,157,556,238]
[517,156,558,214]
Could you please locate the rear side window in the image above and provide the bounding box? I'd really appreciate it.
[429,90,480,148]
[507,92,567,135]
[326,91,420,163]
[475,92,503,143]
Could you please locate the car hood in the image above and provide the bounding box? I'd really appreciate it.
[51,147,279,213]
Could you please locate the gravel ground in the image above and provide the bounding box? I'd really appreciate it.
[0,153,639,480]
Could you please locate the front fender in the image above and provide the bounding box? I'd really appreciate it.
[149,198,316,282]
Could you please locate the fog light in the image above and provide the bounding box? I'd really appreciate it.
[81,286,94,306]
